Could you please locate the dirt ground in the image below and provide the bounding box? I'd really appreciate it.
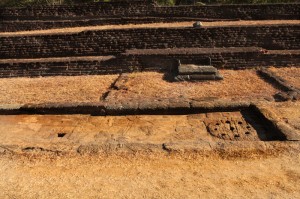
[0,70,278,105]
[269,67,300,89]
[0,152,300,199]
[0,101,300,198]
[0,75,117,105]
[1,20,299,36]
[107,70,278,101]
[0,85,299,199]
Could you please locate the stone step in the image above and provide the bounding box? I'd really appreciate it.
[178,64,217,75]
[176,64,223,81]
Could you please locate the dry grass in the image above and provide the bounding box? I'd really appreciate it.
[269,67,300,89]
[109,70,278,100]
[0,75,118,105]
[0,69,284,105]
[1,20,299,37]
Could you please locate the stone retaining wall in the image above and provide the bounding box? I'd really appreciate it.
[153,4,300,20]
[1,25,299,59]
[121,49,300,71]
[0,48,298,77]
[1,17,225,32]
[1,3,299,32]
[0,1,155,20]
[1,2,299,20]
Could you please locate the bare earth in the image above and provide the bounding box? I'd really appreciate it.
[0,75,117,105]
[0,70,278,105]
[1,152,300,199]
[1,101,300,198]
[1,20,299,36]
[107,70,278,101]
[269,67,300,89]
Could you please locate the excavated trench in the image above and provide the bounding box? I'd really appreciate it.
[0,106,288,147]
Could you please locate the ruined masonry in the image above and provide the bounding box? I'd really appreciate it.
[0,0,299,156]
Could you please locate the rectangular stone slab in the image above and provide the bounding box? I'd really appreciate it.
[178,65,217,75]
[175,74,223,81]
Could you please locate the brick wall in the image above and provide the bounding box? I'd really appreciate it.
[1,3,299,20]
[1,25,299,59]
[0,59,127,77]
[0,1,155,20]
[121,49,300,70]
[153,4,300,20]
[0,48,299,77]
[1,2,299,32]
[1,17,216,32]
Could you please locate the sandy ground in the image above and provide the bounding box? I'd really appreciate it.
[269,67,300,89]
[107,70,278,101]
[0,70,278,105]
[0,75,117,105]
[0,152,300,199]
[1,20,299,36]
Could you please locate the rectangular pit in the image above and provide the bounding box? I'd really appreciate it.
[0,106,287,149]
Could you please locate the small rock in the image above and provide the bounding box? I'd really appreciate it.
[193,21,203,28]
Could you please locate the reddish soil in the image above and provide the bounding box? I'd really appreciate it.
[269,67,300,89]
[0,101,299,198]
[0,75,117,105]
[107,70,278,101]
[0,70,279,106]
[0,151,300,199]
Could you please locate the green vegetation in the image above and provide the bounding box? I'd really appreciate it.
[0,0,298,7]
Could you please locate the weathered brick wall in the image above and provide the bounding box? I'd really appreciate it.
[121,49,300,70]
[0,49,299,77]
[1,17,213,32]
[0,59,127,77]
[0,1,155,20]
[1,3,298,32]
[153,4,300,20]
[1,25,299,59]
[1,3,299,20]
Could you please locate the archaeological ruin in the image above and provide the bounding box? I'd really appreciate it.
[0,0,299,197]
